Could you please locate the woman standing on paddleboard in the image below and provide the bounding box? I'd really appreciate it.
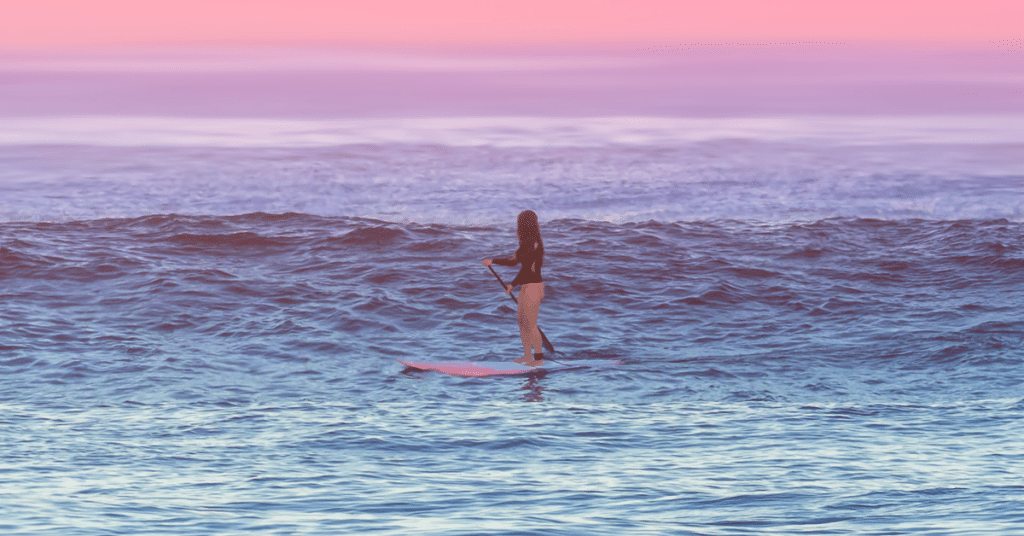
[483,210,545,366]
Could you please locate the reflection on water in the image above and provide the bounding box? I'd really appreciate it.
[520,374,546,402]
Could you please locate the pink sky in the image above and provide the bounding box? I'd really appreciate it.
[2,0,1022,49]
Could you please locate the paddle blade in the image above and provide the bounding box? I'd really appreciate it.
[538,327,556,354]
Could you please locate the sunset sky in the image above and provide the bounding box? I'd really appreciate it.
[2,1,1021,118]
[1,0,1021,49]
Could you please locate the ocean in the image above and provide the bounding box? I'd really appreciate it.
[2,114,1023,535]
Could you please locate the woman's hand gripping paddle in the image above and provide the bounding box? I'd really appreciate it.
[487,265,557,356]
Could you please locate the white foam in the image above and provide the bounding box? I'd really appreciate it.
[1,115,1022,148]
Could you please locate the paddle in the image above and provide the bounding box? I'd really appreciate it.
[487,265,557,356]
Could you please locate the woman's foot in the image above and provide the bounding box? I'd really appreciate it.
[514,355,532,364]
[524,353,544,367]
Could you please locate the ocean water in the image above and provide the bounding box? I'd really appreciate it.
[2,115,1024,535]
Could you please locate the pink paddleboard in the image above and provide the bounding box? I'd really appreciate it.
[397,359,619,377]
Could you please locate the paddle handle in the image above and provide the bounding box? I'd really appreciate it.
[487,265,557,357]
[488,265,518,304]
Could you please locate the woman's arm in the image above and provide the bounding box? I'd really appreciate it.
[488,253,518,267]
[482,258,515,294]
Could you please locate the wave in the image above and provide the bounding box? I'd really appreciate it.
[3,140,1022,225]
[4,115,1023,148]
[1,213,1020,394]
[2,213,1021,269]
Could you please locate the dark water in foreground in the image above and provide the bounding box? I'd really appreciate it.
[2,212,1023,534]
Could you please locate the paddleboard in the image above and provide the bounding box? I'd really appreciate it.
[398,359,619,377]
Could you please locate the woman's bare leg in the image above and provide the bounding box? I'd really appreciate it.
[514,283,544,363]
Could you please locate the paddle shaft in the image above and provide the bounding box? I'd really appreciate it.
[487,265,557,357]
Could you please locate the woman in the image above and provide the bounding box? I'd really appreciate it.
[482,210,546,366]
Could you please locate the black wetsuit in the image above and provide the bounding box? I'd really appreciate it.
[492,242,544,288]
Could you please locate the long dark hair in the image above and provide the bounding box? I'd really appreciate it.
[517,210,543,252]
